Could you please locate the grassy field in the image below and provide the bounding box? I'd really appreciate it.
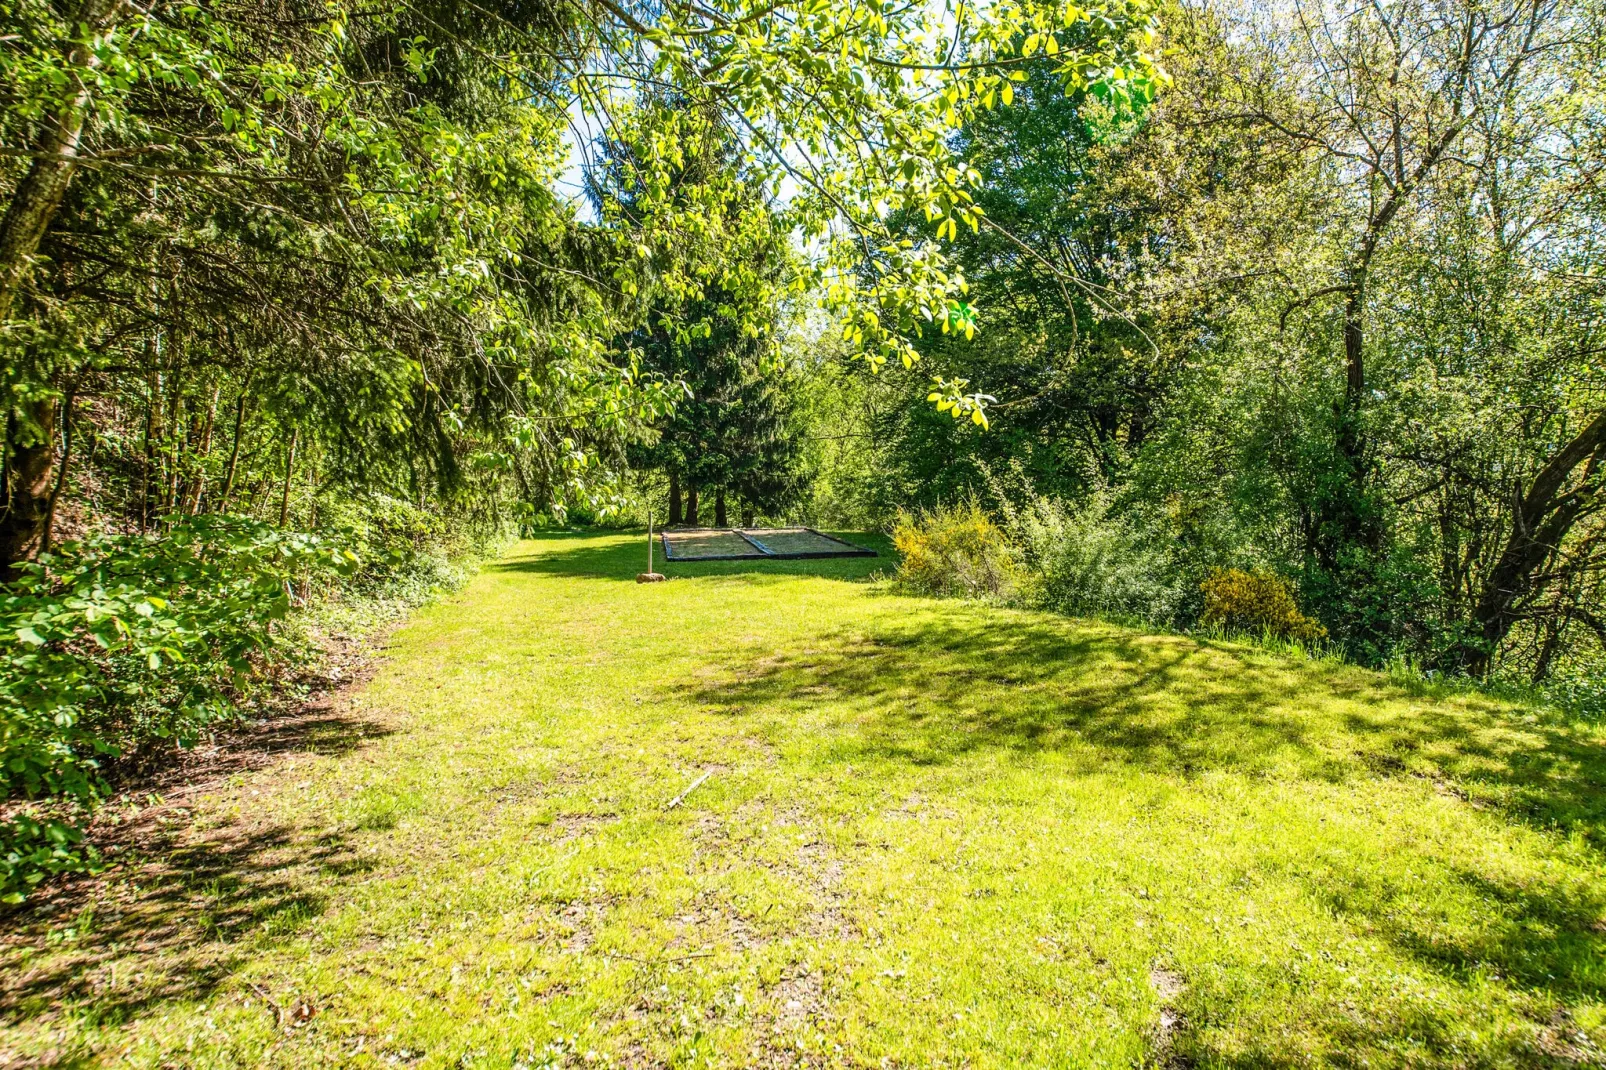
[4,531,1606,1068]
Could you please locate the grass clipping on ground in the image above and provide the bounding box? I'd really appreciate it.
[3,531,1605,1067]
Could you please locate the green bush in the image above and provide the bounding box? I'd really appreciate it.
[1010,493,1185,626]
[1200,567,1327,644]
[0,813,90,905]
[317,493,483,602]
[0,515,355,902]
[892,502,1022,600]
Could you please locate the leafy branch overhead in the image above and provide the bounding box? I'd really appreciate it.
[1,0,1165,489]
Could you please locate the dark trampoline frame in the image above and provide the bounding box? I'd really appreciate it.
[659,527,878,562]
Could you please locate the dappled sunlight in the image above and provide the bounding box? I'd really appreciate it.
[685,605,1606,822]
[676,599,1606,1056]
[8,535,1606,1067]
[0,707,391,1064]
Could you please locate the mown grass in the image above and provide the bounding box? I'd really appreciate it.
[3,530,1605,1067]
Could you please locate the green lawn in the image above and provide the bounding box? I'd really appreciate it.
[4,531,1606,1067]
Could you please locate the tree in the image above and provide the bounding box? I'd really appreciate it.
[845,0,1606,682]
[1217,0,1576,559]
[863,18,1304,513]
[627,284,808,527]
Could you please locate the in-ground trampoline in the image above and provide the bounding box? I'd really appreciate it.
[660,527,877,562]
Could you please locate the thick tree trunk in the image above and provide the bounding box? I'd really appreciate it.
[1463,411,1606,675]
[1342,269,1367,407]
[1326,274,1376,554]
[714,487,728,527]
[1307,271,1384,573]
[0,0,123,323]
[685,484,700,527]
[1338,269,1371,472]
[0,396,59,573]
[667,470,682,526]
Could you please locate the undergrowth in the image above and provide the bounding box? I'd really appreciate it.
[0,505,505,904]
[892,499,1606,728]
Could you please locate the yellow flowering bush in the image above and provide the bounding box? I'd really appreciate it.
[892,503,1022,600]
[1200,568,1327,643]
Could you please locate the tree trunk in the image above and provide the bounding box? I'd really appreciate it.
[0,395,59,574]
[714,487,728,527]
[667,470,682,526]
[741,503,754,527]
[1463,411,1606,675]
[685,484,700,527]
[163,334,184,516]
[1336,276,1367,490]
[0,0,124,323]
[164,388,183,516]
[278,428,298,528]
[1342,268,1367,408]
[184,384,219,514]
[1322,273,1378,558]
[140,363,158,530]
[40,384,76,553]
[219,387,249,511]
[1531,608,1568,684]
[1305,271,1384,575]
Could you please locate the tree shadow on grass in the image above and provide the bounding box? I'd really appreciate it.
[693,611,1356,778]
[684,604,1606,1040]
[0,701,391,1063]
[689,606,1606,832]
[490,530,890,583]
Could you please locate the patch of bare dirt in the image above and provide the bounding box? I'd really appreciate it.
[748,964,831,1069]
[662,893,761,955]
[556,899,607,954]
[541,812,620,846]
[1536,1007,1606,1064]
[1149,963,1190,1068]
[790,839,854,941]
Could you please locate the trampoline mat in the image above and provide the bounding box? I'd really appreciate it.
[660,527,876,562]
[660,529,766,559]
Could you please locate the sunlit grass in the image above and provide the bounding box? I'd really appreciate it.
[3,530,1605,1067]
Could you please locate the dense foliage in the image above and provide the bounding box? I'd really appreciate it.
[817,0,1606,705]
[0,516,354,899]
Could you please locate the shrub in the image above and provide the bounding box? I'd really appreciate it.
[892,502,1022,600]
[1529,658,1606,723]
[317,493,484,602]
[0,515,355,902]
[0,814,90,905]
[1200,567,1327,644]
[1009,493,1186,626]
